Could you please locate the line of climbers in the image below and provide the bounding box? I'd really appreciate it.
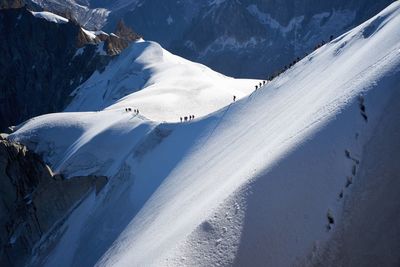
[267,35,334,81]
[232,35,334,104]
[124,36,335,123]
[125,107,139,114]
[180,115,195,122]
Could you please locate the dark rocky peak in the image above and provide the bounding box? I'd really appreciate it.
[103,19,141,55]
[115,19,141,42]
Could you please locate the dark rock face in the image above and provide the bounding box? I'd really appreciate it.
[0,7,111,131]
[0,0,24,9]
[0,136,107,267]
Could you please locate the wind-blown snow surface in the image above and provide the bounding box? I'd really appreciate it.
[9,2,400,266]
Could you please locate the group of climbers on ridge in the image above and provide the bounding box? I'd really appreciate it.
[180,115,195,122]
[125,36,335,123]
[125,107,139,114]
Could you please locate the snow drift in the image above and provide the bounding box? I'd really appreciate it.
[9,2,400,266]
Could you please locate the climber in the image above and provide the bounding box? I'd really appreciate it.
[180,117,182,122]
[233,95,236,102]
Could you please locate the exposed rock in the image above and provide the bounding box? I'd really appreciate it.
[0,0,24,9]
[115,19,141,42]
[104,19,141,55]
[0,7,111,131]
[0,138,107,267]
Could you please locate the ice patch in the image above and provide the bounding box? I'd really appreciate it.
[31,11,69,24]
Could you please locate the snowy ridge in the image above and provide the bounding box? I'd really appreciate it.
[9,2,400,266]
[67,40,259,122]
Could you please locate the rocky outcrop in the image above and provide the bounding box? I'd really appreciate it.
[0,7,111,131]
[104,20,141,55]
[0,137,107,267]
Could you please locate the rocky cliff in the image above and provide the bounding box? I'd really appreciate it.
[0,134,107,267]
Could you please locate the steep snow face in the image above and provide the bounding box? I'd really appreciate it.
[9,2,400,266]
[67,40,258,122]
[30,11,69,23]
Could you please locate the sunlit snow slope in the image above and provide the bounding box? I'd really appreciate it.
[67,40,258,122]
[9,2,400,266]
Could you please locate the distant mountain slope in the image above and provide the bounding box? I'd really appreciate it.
[27,0,394,78]
[8,2,400,266]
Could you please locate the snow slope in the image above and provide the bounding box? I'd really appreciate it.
[66,40,258,122]
[9,2,400,266]
[30,11,69,24]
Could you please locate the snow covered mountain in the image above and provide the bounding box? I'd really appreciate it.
[27,0,393,78]
[6,2,400,266]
